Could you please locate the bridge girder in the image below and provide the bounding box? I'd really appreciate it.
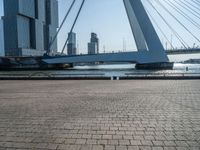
[43,51,168,64]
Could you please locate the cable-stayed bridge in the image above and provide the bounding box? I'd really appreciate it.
[1,0,200,70]
[42,0,200,69]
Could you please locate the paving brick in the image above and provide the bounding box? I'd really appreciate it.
[92,134,102,139]
[113,135,123,140]
[58,144,70,150]
[164,141,176,147]
[152,147,164,150]
[82,134,92,139]
[97,139,107,145]
[139,146,152,150]
[134,136,144,140]
[105,145,115,150]
[175,141,189,147]
[102,135,112,140]
[47,144,59,149]
[0,80,199,149]
[65,139,76,144]
[123,135,134,140]
[176,147,189,150]
[116,145,128,150]
[92,145,104,150]
[128,146,140,150]
[144,136,155,140]
[141,140,153,146]
[130,140,142,146]
[75,139,86,144]
[108,140,118,145]
[69,145,81,150]
[86,139,97,145]
[80,145,92,150]
[119,140,130,145]
[107,131,115,135]
[163,147,176,150]
[152,141,164,146]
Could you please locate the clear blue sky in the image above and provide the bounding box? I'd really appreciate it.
[54,0,200,54]
[0,0,200,61]
[58,0,135,54]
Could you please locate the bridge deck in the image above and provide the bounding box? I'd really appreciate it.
[43,49,200,64]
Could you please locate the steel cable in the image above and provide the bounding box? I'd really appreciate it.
[48,0,76,53]
[156,0,200,43]
[147,0,189,48]
[61,0,86,54]
[164,0,200,30]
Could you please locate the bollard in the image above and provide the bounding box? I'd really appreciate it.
[111,76,119,80]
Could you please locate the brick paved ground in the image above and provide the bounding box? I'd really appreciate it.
[0,80,199,150]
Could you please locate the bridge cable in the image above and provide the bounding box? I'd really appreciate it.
[156,0,200,43]
[183,0,200,12]
[191,0,200,7]
[61,0,85,54]
[174,0,200,20]
[145,8,174,49]
[164,0,200,30]
[48,0,76,54]
[147,0,189,48]
[180,0,200,17]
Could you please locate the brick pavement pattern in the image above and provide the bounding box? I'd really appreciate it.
[0,80,199,150]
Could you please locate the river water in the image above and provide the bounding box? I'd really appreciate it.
[73,63,200,76]
[0,63,199,78]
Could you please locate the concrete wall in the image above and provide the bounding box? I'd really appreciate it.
[3,0,18,16]
[36,0,46,22]
[35,20,44,50]
[4,0,35,18]
[48,25,57,53]
[50,0,59,27]
[18,0,35,18]
[17,15,30,49]
[47,0,58,53]
[3,16,18,51]
[0,20,5,56]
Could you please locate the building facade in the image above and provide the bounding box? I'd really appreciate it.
[2,0,58,56]
[67,32,76,55]
[88,33,99,55]
[0,20,5,56]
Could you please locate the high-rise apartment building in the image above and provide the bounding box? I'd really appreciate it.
[2,0,58,56]
[88,33,99,55]
[67,32,77,55]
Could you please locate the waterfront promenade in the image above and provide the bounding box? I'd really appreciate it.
[0,80,199,150]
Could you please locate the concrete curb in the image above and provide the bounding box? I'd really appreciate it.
[0,76,200,80]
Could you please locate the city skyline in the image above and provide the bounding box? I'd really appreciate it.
[0,0,200,61]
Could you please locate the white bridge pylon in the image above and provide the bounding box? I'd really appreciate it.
[43,0,169,64]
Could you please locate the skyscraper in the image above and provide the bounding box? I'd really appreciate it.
[88,33,99,55]
[2,0,58,56]
[67,32,77,55]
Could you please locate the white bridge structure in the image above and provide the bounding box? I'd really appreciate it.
[43,0,175,68]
